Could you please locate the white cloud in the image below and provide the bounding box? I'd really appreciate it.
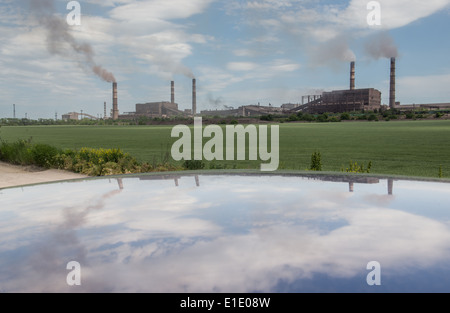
[2,175,450,292]
[227,0,450,60]
[227,62,259,72]
[344,0,450,30]
[397,73,450,104]
[109,0,215,22]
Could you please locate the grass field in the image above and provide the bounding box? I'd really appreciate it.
[1,120,449,178]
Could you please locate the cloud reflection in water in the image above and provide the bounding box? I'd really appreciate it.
[1,174,450,292]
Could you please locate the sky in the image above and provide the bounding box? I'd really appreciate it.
[0,0,450,119]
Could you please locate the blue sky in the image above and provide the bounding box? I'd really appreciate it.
[1,0,450,119]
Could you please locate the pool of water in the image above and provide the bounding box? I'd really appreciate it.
[1,173,450,293]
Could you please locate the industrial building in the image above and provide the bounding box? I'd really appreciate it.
[62,112,99,121]
[62,57,450,120]
[119,79,196,119]
[290,61,384,114]
[201,104,283,117]
[299,88,382,114]
[202,60,388,117]
[62,112,80,121]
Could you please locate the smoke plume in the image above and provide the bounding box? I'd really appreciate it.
[365,32,399,60]
[30,0,116,83]
[310,35,356,68]
[207,94,225,109]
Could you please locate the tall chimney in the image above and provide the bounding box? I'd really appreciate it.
[389,57,396,109]
[350,61,355,90]
[112,82,119,120]
[104,102,107,119]
[192,78,197,116]
[171,81,175,104]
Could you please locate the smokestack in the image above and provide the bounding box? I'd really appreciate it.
[388,179,394,196]
[104,102,107,119]
[390,57,396,109]
[192,78,197,116]
[350,61,355,90]
[112,82,119,120]
[171,81,175,104]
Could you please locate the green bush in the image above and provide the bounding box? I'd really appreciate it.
[343,161,373,174]
[310,151,323,171]
[358,115,368,121]
[0,139,33,165]
[209,162,227,170]
[183,160,205,170]
[340,113,351,121]
[316,114,328,123]
[1,139,183,176]
[368,114,378,121]
[329,117,340,123]
[405,112,415,119]
[29,144,61,168]
[260,115,274,121]
[300,114,315,122]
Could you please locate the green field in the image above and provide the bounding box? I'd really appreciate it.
[1,120,450,178]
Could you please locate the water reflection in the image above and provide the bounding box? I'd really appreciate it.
[0,173,449,293]
[138,174,393,195]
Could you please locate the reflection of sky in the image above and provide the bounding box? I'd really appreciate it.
[1,174,450,293]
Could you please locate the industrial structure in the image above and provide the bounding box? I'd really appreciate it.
[62,112,99,121]
[112,82,119,120]
[119,79,196,119]
[287,61,384,114]
[61,57,450,120]
[200,59,387,117]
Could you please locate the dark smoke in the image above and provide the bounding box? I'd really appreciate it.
[30,0,116,83]
[365,32,399,60]
[207,94,225,109]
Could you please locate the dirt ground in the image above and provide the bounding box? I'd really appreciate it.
[0,161,88,189]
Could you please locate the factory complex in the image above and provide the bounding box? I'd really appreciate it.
[63,58,450,121]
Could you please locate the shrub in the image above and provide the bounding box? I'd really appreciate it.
[344,161,373,174]
[368,114,378,121]
[329,117,340,123]
[310,151,323,171]
[183,160,205,170]
[358,115,368,121]
[340,113,351,121]
[209,162,227,170]
[260,115,274,121]
[300,114,315,122]
[405,112,415,119]
[29,144,61,168]
[0,139,33,165]
[316,114,328,123]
